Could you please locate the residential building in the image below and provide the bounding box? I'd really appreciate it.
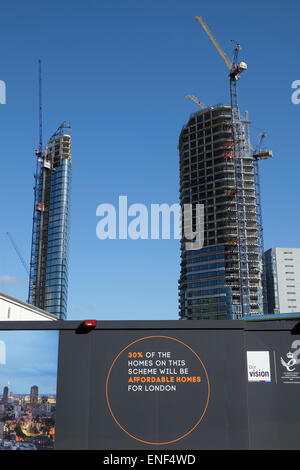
[30,386,39,405]
[2,387,8,404]
[0,291,57,321]
[28,122,71,320]
[179,105,263,319]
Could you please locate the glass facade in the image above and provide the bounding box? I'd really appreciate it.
[28,122,71,320]
[264,248,280,314]
[179,244,238,320]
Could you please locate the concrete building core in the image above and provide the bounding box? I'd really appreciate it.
[178,105,263,319]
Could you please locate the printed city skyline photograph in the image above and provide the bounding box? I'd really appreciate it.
[0,331,58,450]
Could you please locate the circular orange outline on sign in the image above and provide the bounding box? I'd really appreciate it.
[105,335,210,445]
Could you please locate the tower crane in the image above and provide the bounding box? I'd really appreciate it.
[195,16,250,316]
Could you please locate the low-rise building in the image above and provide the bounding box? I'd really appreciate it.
[0,292,57,321]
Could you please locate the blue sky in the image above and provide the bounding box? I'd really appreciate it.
[0,331,58,394]
[0,0,299,320]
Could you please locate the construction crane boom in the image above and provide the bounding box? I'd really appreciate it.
[6,232,29,275]
[255,132,266,153]
[195,16,232,70]
[185,95,207,109]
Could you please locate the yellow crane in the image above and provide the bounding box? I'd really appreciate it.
[195,16,232,70]
[185,95,207,109]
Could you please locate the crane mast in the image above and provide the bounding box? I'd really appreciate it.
[253,132,273,313]
[28,60,52,307]
[229,44,250,315]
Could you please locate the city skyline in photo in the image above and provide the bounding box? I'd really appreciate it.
[0,331,58,394]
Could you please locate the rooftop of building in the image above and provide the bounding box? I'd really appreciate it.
[0,291,58,321]
[240,312,300,322]
[264,247,300,252]
[180,103,231,135]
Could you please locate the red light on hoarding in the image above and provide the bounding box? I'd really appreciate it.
[83,320,97,328]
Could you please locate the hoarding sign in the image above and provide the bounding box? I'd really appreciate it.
[106,335,210,445]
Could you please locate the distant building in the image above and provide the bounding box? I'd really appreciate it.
[30,386,39,405]
[13,405,21,418]
[0,292,57,321]
[2,386,8,404]
[28,122,72,320]
[264,248,300,313]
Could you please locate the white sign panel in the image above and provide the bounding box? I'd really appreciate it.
[247,351,271,383]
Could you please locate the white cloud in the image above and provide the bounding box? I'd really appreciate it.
[0,275,18,285]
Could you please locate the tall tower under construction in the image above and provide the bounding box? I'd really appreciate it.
[28,122,72,320]
[178,105,263,319]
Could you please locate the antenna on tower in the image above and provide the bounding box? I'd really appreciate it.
[28,60,45,303]
[38,59,43,152]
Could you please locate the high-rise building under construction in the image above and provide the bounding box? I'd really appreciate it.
[28,122,71,320]
[178,105,263,319]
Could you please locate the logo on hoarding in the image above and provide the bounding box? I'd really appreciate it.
[280,340,300,383]
[281,353,296,371]
[247,351,271,383]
